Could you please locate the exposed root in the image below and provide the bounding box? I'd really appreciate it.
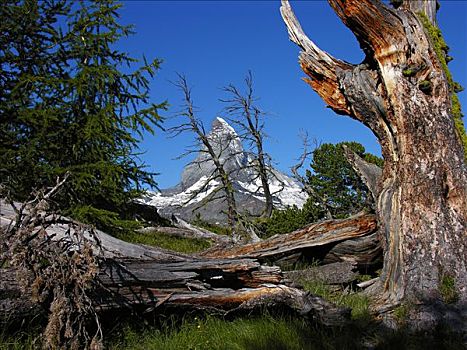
[1,177,105,349]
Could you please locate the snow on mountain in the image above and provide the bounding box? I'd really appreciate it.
[141,117,308,223]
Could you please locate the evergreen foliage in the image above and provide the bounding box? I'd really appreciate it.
[257,201,324,238]
[0,0,166,232]
[305,142,383,219]
[257,142,382,237]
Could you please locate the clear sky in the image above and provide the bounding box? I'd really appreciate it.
[116,0,467,189]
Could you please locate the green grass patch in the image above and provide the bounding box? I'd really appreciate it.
[107,313,466,350]
[191,216,232,236]
[115,230,211,254]
[0,330,40,350]
[300,279,370,321]
[4,312,465,350]
[109,316,303,350]
[108,315,362,350]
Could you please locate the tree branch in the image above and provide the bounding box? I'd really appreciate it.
[342,145,382,202]
[327,0,406,61]
[280,0,353,115]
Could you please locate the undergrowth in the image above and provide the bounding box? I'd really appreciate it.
[3,313,465,350]
[300,279,371,322]
[108,315,316,350]
[105,312,465,350]
[191,216,232,236]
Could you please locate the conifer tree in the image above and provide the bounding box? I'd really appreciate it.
[0,0,71,199]
[0,0,165,232]
[306,142,383,218]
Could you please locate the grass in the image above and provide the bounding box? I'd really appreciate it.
[191,217,232,236]
[115,230,211,254]
[0,330,40,350]
[109,316,310,350]
[300,279,371,321]
[105,311,465,350]
[3,313,465,350]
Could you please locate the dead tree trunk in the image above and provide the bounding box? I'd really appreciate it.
[222,72,275,218]
[202,213,381,269]
[281,0,467,313]
[0,257,350,328]
[0,199,353,328]
[168,75,240,230]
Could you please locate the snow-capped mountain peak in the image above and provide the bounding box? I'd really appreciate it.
[212,117,236,135]
[142,118,307,223]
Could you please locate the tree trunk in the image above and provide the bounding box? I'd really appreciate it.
[0,199,359,328]
[257,150,274,218]
[281,0,467,315]
[0,258,350,328]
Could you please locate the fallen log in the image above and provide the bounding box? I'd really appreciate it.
[0,199,188,261]
[201,213,382,268]
[1,198,351,327]
[1,199,384,330]
[0,256,350,327]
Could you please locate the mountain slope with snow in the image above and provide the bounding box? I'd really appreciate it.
[141,117,307,223]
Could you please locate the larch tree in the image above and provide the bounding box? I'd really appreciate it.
[222,72,276,218]
[281,0,467,322]
[168,75,240,231]
[0,0,165,233]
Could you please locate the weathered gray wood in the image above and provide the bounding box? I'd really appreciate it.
[0,199,188,261]
[323,230,382,268]
[1,197,354,327]
[342,145,382,203]
[201,213,380,268]
[0,257,350,327]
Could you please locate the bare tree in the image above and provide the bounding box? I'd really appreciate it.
[290,132,333,220]
[168,75,240,231]
[281,0,467,322]
[221,72,280,218]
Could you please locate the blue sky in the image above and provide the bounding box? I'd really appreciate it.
[116,0,467,189]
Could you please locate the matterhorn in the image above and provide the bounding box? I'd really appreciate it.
[141,117,307,223]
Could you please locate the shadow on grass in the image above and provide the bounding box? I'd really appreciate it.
[1,310,464,350]
[102,307,465,350]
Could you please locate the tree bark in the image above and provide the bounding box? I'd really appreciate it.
[281,0,467,313]
[0,258,350,328]
[202,213,381,269]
